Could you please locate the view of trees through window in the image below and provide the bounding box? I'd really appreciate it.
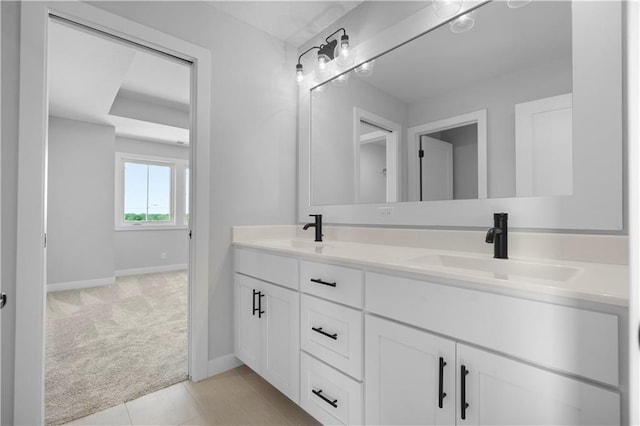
[124,161,171,222]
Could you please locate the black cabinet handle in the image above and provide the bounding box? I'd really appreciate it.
[438,357,447,409]
[252,289,258,316]
[253,290,265,318]
[311,326,338,340]
[258,292,265,318]
[461,365,469,420]
[312,389,338,408]
[310,278,337,287]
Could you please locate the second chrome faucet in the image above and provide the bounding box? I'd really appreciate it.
[486,213,508,259]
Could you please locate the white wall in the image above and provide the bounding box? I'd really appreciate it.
[91,1,298,364]
[312,76,407,205]
[47,117,116,285]
[1,2,20,422]
[437,124,478,200]
[114,137,189,274]
[408,57,572,198]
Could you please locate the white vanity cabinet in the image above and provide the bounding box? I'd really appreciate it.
[365,314,456,425]
[457,344,620,425]
[234,249,300,403]
[365,314,620,426]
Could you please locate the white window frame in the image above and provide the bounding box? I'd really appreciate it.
[115,152,189,230]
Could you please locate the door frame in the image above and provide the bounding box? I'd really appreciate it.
[407,109,487,202]
[353,108,401,203]
[15,3,211,424]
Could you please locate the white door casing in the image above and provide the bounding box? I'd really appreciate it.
[515,93,573,197]
[15,3,211,424]
[407,109,487,202]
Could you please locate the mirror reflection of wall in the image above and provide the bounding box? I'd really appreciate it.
[310,0,574,206]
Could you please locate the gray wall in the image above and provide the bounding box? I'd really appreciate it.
[408,57,572,198]
[439,124,478,200]
[2,2,20,423]
[2,2,297,422]
[91,1,298,365]
[312,76,408,205]
[47,117,115,285]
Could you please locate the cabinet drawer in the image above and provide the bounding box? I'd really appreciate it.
[234,248,298,290]
[300,352,363,425]
[366,272,619,387]
[300,260,363,308]
[301,295,363,380]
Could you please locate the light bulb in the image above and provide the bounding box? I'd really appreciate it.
[434,0,463,18]
[295,64,304,85]
[335,45,354,68]
[317,55,328,71]
[507,0,531,8]
[332,72,350,86]
[355,60,374,77]
[450,11,476,34]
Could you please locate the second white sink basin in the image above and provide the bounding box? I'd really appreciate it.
[410,254,582,282]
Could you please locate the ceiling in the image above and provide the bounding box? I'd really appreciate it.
[206,1,363,47]
[48,20,191,145]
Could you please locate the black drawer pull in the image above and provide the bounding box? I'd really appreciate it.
[310,278,337,287]
[312,326,338,340]
[312,389,338,408]
[461,365,469,420]
[438,357,447,409]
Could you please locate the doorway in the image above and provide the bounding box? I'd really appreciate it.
[14,3,212,424]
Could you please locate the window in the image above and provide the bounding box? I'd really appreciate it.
[116,153,189,229]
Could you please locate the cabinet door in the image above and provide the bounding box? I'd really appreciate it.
[457,344,620,425]
[365,315,456,425]
[234,274,262,372]
[261,282,300,403]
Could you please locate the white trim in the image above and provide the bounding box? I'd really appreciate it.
[207,354,243,377]
[47,277,115,293]
[115,264,188,277]
[15,3,212,424]
[407,109,488,201]
[114,151,189,230]
[353,108,401,204]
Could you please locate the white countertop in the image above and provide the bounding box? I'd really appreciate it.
[233,238,629,307]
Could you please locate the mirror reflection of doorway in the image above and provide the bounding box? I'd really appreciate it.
[419,123,478,201]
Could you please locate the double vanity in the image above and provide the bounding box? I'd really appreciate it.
[233,225,627,425]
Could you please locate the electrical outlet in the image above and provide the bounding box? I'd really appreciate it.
[377,207,394,217]
[161,252,167,259]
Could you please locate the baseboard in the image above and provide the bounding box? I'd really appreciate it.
[115,264,188,277]
[47,277,116,293]
[207,354,243,378]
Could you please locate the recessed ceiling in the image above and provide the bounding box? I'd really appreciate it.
[206,1,363,47]
[48,20,191,145]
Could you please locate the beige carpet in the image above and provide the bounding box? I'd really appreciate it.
[45,271,188,425]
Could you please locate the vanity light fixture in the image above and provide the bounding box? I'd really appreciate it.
[355,60,375,77]
[433,0,463,18]
[295,27,353,84]
[450,10,477,33]
[507,0,532,8]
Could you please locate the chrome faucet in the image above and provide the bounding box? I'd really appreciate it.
[486,213,508,259]
[303,214,323,242]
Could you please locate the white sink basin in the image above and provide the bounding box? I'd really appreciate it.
[410,254,581,282]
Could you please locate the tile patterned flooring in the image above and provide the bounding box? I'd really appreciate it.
[64,365,319,425]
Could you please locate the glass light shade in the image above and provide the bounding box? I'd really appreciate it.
[507,0,531,8]
[296,70,304,85]
[331,72,350,86]
[434,0,463,18]
[450,11,476,34]
[355,60,374,77]
[335,44,355,68]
